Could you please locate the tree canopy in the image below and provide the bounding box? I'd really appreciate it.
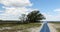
[26,10,45,23]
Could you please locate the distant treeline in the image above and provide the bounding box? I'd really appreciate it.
[0,20,22,24]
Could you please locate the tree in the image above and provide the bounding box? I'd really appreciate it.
[19,14,26,23]
[19,14,28,23]
[27,10,45,23]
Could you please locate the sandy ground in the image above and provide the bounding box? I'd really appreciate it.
[50,23,60,32]
[17,27,41,32]
[52,24,60,28]
[48,23,57,32]
[28,23,44,32]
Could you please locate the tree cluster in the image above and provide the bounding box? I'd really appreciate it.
[20,10,45,23]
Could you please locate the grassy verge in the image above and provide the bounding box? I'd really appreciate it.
[56,28,60,32]
[49,22,60,32]
[0,23,41,32]
[12,23,41,29]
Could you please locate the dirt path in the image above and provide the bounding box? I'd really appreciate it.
[48,23,57,32]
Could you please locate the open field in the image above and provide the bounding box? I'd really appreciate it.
[0,23,41,32]
[50,22,60,32]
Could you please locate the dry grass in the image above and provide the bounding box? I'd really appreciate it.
[50,22,60,32]
[0,23,41,32]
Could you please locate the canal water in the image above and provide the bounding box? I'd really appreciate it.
[40,21,50,32]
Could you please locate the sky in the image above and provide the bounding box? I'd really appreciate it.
[0,0,60,21]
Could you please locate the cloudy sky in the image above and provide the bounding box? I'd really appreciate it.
[0,0,60,21]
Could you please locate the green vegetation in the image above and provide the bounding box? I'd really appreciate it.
[0,23,41,32]
[12,23,41,29]
[20,10,45,23]
[0,23,17,27]
[0,23,41,28]
[26,10,45,23]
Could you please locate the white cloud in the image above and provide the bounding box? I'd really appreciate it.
[42,12,60,21]
[54,8,60,11]
[5,7,29,15]
[41,8,60,21]
[0,7,33,20]
[0,0,33,20]
[0,0,32,7]
[53,8,60,14]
